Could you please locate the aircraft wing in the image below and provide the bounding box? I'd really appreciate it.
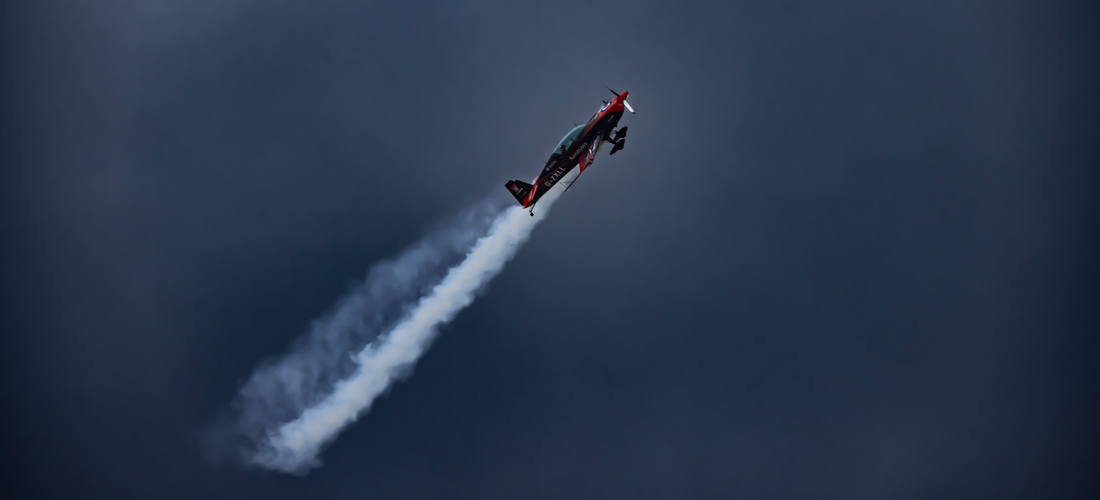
[565,131,605,193]
[578,131,604,173]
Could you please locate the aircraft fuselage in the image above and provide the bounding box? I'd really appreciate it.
[505,91,631,210]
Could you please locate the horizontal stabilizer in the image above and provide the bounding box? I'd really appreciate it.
[504,180,534,206]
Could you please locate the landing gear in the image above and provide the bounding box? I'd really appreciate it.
[609,138,625,155]
[610,126,628,155]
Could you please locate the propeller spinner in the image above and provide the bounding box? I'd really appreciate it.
[623,100,634,114]
[606,86,635,114]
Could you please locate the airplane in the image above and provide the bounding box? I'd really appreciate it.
[505,88,634,215]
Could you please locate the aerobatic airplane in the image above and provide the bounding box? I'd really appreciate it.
[505,88,634,215]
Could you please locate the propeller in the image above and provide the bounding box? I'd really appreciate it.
[605,86,635,114]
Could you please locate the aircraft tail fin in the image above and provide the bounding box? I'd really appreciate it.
[504,180,534,206]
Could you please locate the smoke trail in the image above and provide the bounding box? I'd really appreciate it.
[224,184,565,475]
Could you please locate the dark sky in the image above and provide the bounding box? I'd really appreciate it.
[2,1,1097,498]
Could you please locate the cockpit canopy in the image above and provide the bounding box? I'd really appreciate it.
[552,124,585,155]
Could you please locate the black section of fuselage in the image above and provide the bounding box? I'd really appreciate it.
[527,110,623,206]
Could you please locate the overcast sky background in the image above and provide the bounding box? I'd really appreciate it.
[2,1,1097,498]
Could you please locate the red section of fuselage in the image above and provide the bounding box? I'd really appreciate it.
[523,184,537,207]
[585,91,628,135]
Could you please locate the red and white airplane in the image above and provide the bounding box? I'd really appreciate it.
[505,88,634,214]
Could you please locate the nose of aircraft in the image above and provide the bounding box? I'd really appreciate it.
[619,91,634,114]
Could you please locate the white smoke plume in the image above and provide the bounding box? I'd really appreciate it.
[221,183,565,475]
